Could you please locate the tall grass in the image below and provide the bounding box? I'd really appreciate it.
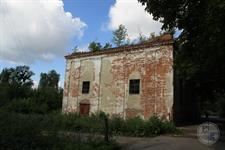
[0,111,119,150]
[0,110,179,149]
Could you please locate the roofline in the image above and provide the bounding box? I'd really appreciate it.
[65,34,173,59]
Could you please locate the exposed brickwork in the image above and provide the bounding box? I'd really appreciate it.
[62,34,174,120]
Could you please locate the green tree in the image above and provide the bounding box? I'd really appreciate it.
[0,66,34,87]
[112,24,128,47]
[103,42,112,49]
[88,41,102,52]
[0,66,34,107]
[0,68,13,84]
[138,0,225,116]
[36,69,62,113]
[38,73,48,89]
[38,70,60,90]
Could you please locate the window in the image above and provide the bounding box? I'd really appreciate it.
[129,79,140,94]
[82,81,90,94]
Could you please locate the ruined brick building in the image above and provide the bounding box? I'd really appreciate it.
[62,34,174,120]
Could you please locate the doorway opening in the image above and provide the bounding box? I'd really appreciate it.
[79,103,90,116]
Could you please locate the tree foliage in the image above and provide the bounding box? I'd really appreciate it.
[103,42,112,49]
[88,41,102,52]
[0,67,62,114]
[88,41,112,51]
[38,70,60,90]
[112,24,128,47]
[138,0,225,115]
[0,66,34,87]
[0,66,34,106]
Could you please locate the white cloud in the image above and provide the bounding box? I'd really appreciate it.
[32,80,38,89]
[0,0,86,63]
[77,44,89,52]
[108,0,162,40]
[58,80,64,88]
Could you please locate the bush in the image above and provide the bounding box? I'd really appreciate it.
[1,87,63,114]
[0,112,54,150]
[0,112,119,150]
[31,87,63,113]
[5,98,34,114]
[109,116,125,135]
[0,110,178,150]
[161,121,178,134]
[144,115,163,135]
[109,115,178,137]
[124,117,145,136]
[39,113,178,137]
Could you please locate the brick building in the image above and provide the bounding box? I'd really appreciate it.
[62,34,174,120]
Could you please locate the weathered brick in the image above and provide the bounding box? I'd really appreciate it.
[63,34,173,120]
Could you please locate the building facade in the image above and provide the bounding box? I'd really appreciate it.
[62,34,174,120]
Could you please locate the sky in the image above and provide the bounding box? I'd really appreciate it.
[0,0,163,88]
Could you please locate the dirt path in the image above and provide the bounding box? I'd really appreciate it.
[115,136,225,150]
[115,125,225,150]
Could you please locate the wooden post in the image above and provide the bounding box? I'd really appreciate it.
[104,116,109,142]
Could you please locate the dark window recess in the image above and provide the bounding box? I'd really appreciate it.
[129,79,140,94]
[82,81,90,94]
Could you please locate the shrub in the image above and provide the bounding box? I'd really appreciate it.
[0,110,178,150]
[124,117,145,136]
[161,120,177,134]
[145,115,163,135]
[109,116,125,135]
[1,87,63,114]
[109,115,178,137]
[0,112,54,150]
[5,98,34,114]
[0,112,119,150]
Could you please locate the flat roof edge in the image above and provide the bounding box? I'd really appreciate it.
[65,35,173,59]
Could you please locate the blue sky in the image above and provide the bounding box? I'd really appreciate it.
[64,0,115,45]
[0,0,163,88]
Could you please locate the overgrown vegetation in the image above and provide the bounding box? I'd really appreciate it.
[52,113,179,137]
[88,41,112,52]
[0,108,179,150]
[112,24,129,47]
[138,0,225,118]
[109,115,179,137]
[85,24,160,53]
[3,87,63,114]
[0,111,119,150]
[0,64,179,150]
[0,66,120,149]
[0,66,63,114]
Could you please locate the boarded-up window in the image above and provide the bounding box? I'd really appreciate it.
[82,81,90,94]
[129,79,140,94]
